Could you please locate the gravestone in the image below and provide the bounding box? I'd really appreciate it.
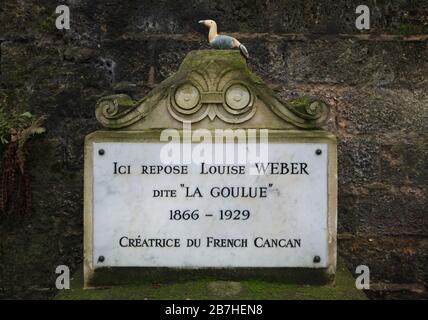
[84,50,337,288]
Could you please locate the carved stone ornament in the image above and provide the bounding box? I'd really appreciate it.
[95,50,330,130]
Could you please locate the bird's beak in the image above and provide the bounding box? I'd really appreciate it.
[198,20,205,24]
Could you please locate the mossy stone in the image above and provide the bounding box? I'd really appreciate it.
[56,259,366,300]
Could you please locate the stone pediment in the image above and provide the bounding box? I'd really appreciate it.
[95,50,330,130]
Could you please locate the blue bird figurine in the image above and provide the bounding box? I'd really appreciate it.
[199,19,249,59]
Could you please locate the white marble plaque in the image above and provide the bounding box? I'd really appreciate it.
[92,141,328,268]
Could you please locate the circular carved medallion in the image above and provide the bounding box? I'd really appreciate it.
[174,84,200,110]
[225,84,251,110]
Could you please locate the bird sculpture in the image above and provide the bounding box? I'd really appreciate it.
[198,19,249,59]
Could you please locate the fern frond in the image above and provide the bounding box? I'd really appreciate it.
[16,116,46,173]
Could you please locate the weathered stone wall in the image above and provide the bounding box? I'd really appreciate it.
[0,0,427,299]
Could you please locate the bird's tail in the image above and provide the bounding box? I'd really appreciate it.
[239,44,249,60]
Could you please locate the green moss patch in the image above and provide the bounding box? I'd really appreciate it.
[56,260,366,300]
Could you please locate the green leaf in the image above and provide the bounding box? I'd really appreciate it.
[34,127,46,134]
[20,112,34,118]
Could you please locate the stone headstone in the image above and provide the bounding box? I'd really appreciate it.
[84,50,337,287]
